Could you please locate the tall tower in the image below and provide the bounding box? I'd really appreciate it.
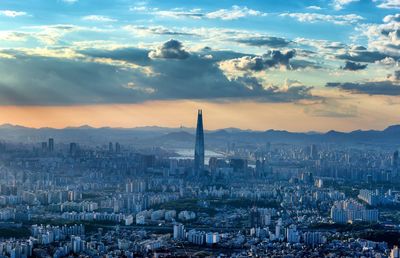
[48,138,54,152]
[194,110,205,176]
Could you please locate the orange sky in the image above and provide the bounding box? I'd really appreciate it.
[0,100,398,132]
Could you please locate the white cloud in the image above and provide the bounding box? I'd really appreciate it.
[0,31,30,41]
[135,6,266,20]
[0,10,27,17]
[153,9,203,19]
[206,5,267,20]
[375,57,398,66]
[331,0,359,10]
[280,12,363,25]
[357,14,400,56]
[306,6,322,10]
[375,0,400,9]
[82,15,117,22]
[123,25,196,37]
[29,24,80,45]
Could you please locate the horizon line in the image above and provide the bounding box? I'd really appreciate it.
[0,122,398,134]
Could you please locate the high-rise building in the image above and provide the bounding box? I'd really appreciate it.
[41,142,47,152]
[173,223,185,240]
[286,225,300,243]
[250,208,261,227]
[115,142,121,153]
[69,143,78,156]
[108,142,113,153]
[392,150,399,169]
[48,138,54,152]
[310,144,318,160]
[194,109,204,176]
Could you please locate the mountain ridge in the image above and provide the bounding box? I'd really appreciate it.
[0,123,399,146]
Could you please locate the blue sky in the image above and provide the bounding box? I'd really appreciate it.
[0,0,399,131]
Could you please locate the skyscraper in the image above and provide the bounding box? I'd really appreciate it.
[108,142,113,153]
[194,109,204,176]
[392,150,399,168]
[48,138,54,152]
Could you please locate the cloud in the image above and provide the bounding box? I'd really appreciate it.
[383,13,400,23]
[32,24,80,45]
[123,25,196,37]
[235,36,291,48]
[22,24,107,45]
[205,5,267,20]
[152,9,204,19]
[375,57,398,66]
[0,53,144,105]
[280,12,363,25]
[220,49,322,76]
[140,6,266,20]
[0,42,316,105]
[358,14,400,56]
[331,0,359,10]
[395,70,400,80]
[148,39,190,59]
[374,0,400,9]
[82,15,117,22]
[342,61,368,70]
[79,47,151,66]
[0,10,27,17]
[336,46,388,63]
[303,99,358,118]
[389,70,400,80]
[327,81,400,95]
[219,50,299,73]
[306,6,322,10]
[0,31,30,42]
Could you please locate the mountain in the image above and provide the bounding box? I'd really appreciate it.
[0,124,399,146]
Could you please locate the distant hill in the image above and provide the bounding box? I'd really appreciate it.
[0,124,399,147]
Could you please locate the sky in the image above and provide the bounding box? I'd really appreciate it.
[0,0,399,131]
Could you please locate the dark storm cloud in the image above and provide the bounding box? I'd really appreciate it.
[326,81,400,95]
[0,41,317,105]
[235,36,291,48]
[148,39,190,59]
[342,61,368,71]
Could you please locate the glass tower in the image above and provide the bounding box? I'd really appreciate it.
[194,109,205,176]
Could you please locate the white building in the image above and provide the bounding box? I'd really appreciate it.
[173,223,185,240]
[330,199,379,223]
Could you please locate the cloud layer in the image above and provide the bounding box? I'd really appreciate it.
[0,41,316,105]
